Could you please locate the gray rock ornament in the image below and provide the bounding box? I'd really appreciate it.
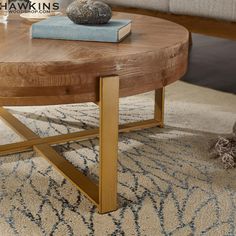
[66,0,112,25]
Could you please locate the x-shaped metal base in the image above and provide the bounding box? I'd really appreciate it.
[0,76,164,214]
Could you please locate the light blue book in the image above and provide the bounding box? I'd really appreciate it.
[32,16,132,43]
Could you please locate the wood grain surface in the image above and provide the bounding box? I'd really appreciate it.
[0,12,189,106]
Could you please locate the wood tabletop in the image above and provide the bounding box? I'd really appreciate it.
[0,12,189,106]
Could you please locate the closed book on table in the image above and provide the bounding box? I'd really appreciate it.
[31,16,132,43]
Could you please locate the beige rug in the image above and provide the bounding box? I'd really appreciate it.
[0,81,236,236]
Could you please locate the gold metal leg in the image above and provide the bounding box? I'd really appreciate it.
[154,88,165,128]
[99,76,119,213]
[0,82,165,214]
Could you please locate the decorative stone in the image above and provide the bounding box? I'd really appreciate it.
[66,0,112,25]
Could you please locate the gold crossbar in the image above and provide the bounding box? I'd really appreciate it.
[0,107,38,139]
[0,119,161,156]
[0,129,99,156]
[0,106,100,206]
[34,144,99,205]
[0,80,164,214]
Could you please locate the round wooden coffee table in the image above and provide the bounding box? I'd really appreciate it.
[0,12,189,213]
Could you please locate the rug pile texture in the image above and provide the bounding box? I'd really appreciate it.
[0,81,236,236]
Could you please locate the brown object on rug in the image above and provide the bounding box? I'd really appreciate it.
[213,122,236,169]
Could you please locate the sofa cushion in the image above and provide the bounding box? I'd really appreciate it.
[170,0,236,22]
[103,0,169,12]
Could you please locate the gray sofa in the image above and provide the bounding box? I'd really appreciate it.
[104,0,236,40]
[61,0,236,40]
[104,0,236,22]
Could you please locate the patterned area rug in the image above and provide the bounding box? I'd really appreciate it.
[0,81,236,236]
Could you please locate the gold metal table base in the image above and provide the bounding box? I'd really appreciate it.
[0,76,164,214]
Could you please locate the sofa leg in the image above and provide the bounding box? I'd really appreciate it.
[189,32,193,49]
